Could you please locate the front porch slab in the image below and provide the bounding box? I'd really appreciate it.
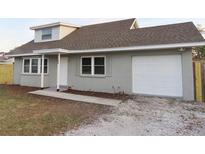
[29,90,121,107]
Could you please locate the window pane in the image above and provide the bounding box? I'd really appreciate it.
[94,66,105,75]
[40,59,48,66]
[82,58,91,65]
[82,66,91,74]
[42,34,52,40]
[31,66,38,73]
[24,59,30,65]
[44,59,48,66]
[42,28,52,35]
[44,66,48,73]
[94,57,104,65]
[42,28,52,40]
[40,59,48,73]
[24,59,30,73]
[32,59,38,65]
[24,66,30,73]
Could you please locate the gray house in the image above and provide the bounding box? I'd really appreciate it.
[7,18,205,101]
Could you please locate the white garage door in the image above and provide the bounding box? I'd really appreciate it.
[132,55,183,97]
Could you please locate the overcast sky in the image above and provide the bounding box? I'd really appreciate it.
[0,18,205,52]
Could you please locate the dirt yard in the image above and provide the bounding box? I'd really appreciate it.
[67,96,205,136]
[0,85,108,135]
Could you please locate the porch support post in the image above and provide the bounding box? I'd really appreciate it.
[41,54,44,89]
[57,53,61,91]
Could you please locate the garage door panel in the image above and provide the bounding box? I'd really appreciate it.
[132,55,183,97]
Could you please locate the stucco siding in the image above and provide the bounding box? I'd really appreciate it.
[68,53,132,93]
[181,49,194,100]
[67,48,194,100]
[13,57,22,85]
[59,25,77,39]
[13,48,194,100]
[20,75,49,87]
[13,56,57,88]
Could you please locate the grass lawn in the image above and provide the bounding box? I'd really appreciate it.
[0,85,108,136]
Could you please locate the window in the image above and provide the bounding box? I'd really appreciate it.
[31,59,38,73]
[40,59,48,74]
[81,56,105,76]
[23,59,30,73]
[42,28,52,40]
[23,58,49,74]
[94,57,105,75]
[82,57,92,75]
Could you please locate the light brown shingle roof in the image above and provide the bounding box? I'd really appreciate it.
[8,18,204,55]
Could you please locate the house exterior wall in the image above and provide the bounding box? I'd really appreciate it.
[13,57,22,85]
[181,50,194,100]
[59,25,77,39]
[13,48,194,100]
[34,26,77,43]
[34,26,60,42]
[67,48,194,101]
[13,56,57,87]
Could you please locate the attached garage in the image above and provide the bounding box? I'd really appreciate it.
[132,54,183,97]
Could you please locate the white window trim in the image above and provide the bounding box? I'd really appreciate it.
[80,56,106,77]
[22,57,49,75]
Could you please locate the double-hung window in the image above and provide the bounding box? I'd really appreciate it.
[23,59,30,73]
[31,59,38,74]
[40,59,48,74]
[23,58,48,74]
[42,28,52,40]
[81,57,92,75]
[94,57,105,75]
[81,56,105,76]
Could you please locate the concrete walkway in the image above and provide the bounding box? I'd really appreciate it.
[29,90,121,107]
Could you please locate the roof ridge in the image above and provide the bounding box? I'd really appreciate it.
[81,18,136,28]
[131,22,194,30]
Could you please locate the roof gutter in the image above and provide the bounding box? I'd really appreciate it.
[7,41,205,57]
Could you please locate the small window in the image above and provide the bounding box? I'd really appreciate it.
[31,59,38,74]
[94,57,105,75]
[81,57,92,75]
[42,28,52,40]
[23,59,30,73]
[40,59,48,74]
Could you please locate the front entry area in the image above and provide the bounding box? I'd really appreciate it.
[132,54,183,97]
[60,57,68,86]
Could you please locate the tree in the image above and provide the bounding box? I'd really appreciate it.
[193,25,205,59]
[193,46,205,59]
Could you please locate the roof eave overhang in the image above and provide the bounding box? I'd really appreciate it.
[33,48,70,54]
[30,22,80,30]
[67,41,205,54]
[7,41,205,57]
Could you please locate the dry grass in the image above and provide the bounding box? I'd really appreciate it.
[0,85,109,136]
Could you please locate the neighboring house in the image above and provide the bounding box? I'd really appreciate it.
[7,18,205,101]
[0,52,14,64]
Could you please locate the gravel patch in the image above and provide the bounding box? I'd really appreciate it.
[66,96,205,136]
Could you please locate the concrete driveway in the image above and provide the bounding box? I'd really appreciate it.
[66,96,205,136]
